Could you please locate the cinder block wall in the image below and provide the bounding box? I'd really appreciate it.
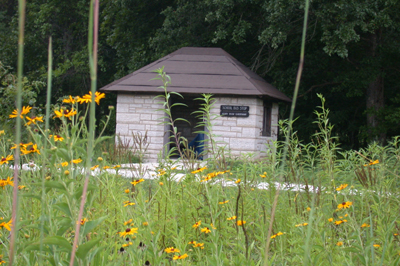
[210,97,278,158]
[116,93,165,161]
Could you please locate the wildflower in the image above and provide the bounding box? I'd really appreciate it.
[295,223,308,227]
[21,144,40,155]
[113,165,121,169]
[334,220,348,225]
[11,142,32,150]
[72,158,82,164]
[9,106,32,119]
[237,220,246,226]
[328,218,334,222]
[90,165,99,170]
[124,189,130,194]
[192,221,201,228]
[0,219,12,231]
[0,130,4,136]
[54,108,77,119]
[171,166,177,170]
[306,207,311,212]
[200,176,212,182]
[64,170,70,175]
[394,233,399,236]
[227,216,237,221]
[61,161,69,167]
[123,201,135,207]
[373,244,380,248]
[164,247,180,253]
[124,219,133,226]
[97,157,103,162]
[157,170,166,176]
[219,200,229,204]
[62,95,77,104]
[25,116,44,126]
[260,172,267,178]
[159,182,164,186]
[336,241,344,246]
[103,166,110,169]
[53,135,64,142]
[201,227,211,234]
[193,242,204,249]
[118,228,138,237]
[361,223,370,228]
[364,159,379,166]
[188,241,196,245]
[235,179,241,184]
[271,232,285,239]
[143,222,149,226]
[191,166,207,174]
[77,91,106,105]
[0,177,14,188]
[0,254,5,264]
[337,201,352,209]
[0,155,14,165]
[79,218,88,225]
[131,179,144,186]
[173,253,188,260]
[336,184,348,191]
[122,242,133,248]
[18,185,25,190]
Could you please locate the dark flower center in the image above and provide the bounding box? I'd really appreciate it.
[125,228,131,232]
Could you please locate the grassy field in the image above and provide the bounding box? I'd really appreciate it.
[1,96,400,265]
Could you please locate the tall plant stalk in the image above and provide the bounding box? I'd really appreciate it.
[263,0,310,265]
[9,0,26,264]
[69,0,99,265]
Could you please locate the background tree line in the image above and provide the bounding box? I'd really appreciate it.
[1,0,399,149]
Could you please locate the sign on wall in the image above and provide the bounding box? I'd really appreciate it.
[220,105,250,117]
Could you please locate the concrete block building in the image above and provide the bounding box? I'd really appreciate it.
[100,47,291,161]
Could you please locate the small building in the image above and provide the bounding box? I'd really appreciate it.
[100,47,291,161]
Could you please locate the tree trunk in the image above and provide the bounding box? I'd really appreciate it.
[366,30,386,144]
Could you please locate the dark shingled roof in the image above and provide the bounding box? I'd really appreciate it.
[100,47,291,102]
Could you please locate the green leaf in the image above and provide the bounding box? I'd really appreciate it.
[53,202,72,218]
[21,193,42,201]
[73,184,96,201]
[82,216,107,236]
[75,238,101,260]
[42,236,72,252]
[42,181,67,191]
[56,148,71,162]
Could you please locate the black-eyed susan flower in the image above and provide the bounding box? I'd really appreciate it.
[336,184,348,191]
[295,223,308,227]
[157,170,166,176]
[0,254,5,264]
[123,201,135,207]
[235,179,241,184]
[0,155,13,165]
[118,228,138,237]
[122,242,133,248]
[21,144,40,155]
[54,108,77,119]
[79,218,88,225]
[124,219,133,226]
[364,160,379,166]
[72,158,82,164]
[192,220,201,229]
[62,95,77,104]
[124,189,130,194]
[159,182,164,186]
[237,220,246,226]
[61,162,69,167]
[188,241,196,245]
[113,165,121,169]
[328,218,334,222]
[90,165,99,170]
[0,219,12,231]
[201,227,211,234]
[77,91,105,105]
[260,172,267,178]
[103,166,110,169]
[227,216,237,221]
[25,116,44,126]
[271,232,285,239]
[164,247,180,253]
[9,106,32,119]
[336,241,344,246]
[334,219,348,225]
[373,244,380,248]
[173,253,188,260]
[53,135,64,142]
[131,179,144,186]
[191,166,207,174]
[193,242,204,249]
[219,200,229,204]
[337,201,352,209]
[18,185,25,190]
[361,223,370,228]
[0,177,13,189]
